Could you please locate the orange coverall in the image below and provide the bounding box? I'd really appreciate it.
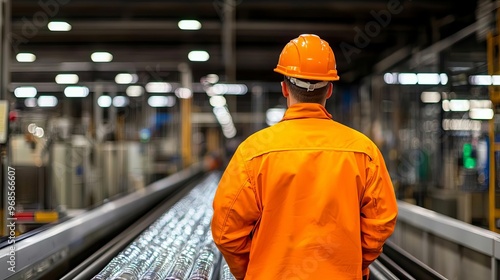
[212,103,398,279]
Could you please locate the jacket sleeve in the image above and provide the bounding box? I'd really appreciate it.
[360,147,398,275]
[211,147,261,280]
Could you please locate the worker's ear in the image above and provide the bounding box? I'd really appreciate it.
[281,81,289,98]
[325,83,333,99]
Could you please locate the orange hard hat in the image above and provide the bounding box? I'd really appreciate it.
[274,34,339,81]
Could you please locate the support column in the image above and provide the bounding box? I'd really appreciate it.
[179,63,193,168]
[251,85,265,133]
[222,0,237,112]
[92,84,104,203]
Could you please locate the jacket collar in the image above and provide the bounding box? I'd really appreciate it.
[281,103,332,121]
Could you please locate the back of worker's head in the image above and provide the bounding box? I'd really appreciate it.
[274,34,339,105]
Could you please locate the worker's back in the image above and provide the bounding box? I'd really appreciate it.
[212,103,397,279]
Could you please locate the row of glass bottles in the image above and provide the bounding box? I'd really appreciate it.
[92,173,231,280]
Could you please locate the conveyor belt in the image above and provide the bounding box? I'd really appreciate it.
[0,164,204,280]
[66,172,224,280]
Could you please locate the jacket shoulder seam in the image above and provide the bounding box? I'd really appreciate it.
[244,147,375,161]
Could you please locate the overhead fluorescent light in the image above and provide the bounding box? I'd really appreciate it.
[213,106,233,125]
[97,95,112,108]
[417,73,440,85]
[34,127,45,138]
[440,73,448,85]
[48,21,72,32]
[14,86,37,98]
[206,74,219,84]
[470,99,492,109]
[442,119,481,131]
[28,123,37,133]
[383,73,397,84]
[113,96,129,107]
[211,84,248,95]
[126,85,144,97]
[115,73,138,84]
[178,20,202,30]
[175,87,192,99]
[209,96,227,107]
[55,74,79,84]
[145,82,172,93]
[384,72,448,85]
[16,53,36,63]
[188,51,210,62]
[398,73,418,85]
[442,100,450,112]
[148,96,176,107]
[64,86,89,97]
[266,108,286,126]
[469,108,494,120]
[91,52,113,63]
[469,75,492,85]
[420,91,441,103]
[492,75,500,85]
[37,96,58,107]
[449,99,470,112]
[223,127,237,139]
[24,98,37,108]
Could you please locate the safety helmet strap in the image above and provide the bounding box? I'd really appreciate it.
[287,77,329,92]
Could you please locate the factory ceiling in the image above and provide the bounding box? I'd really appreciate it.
[8,0,486,101]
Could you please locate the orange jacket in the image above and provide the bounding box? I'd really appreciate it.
[212,103,398,280]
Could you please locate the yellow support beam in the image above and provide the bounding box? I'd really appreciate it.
[181,98,192,168]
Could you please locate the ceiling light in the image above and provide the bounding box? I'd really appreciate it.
[28,123,37,133]
[148,96,176,107]
[175,87,192,99]
[188,51,209,62]
[55,74,79,84]
[417,73,440,85]
[223,127,237,139]
[206,74,219,84]
[266,108,286,126]
[48,21,72,32]
[469,108,494,120]
[469,75,492,85]
[113,96,129,107]
[449,99,470,112]
[440,73,448,85]
[91,52,113,63]
[16,53,36,63]
[24,98,37,108]
[97,95,112,108]
[37,96,58,107]
[126,85,144,97]
[14,86,37,98]
[209,96,227,107]
[115,73,138,84]
[442,100,450,112]
[470,99,493,109]
[213,83,248,95]
[178,20,202,30]
[34,127,45,138]
[145,82,172,93]
[64,86,89,98]
[420,91,441,103]
[383,73,397,84]
[398,73,418,85]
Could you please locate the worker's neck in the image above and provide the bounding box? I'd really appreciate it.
[287,98,326,107]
